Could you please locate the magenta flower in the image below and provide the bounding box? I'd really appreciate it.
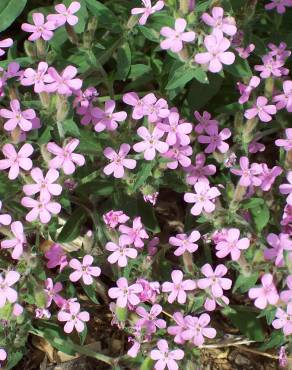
[47,139,85,175]
[185,153,216,186]
[167,312,188,344]
[195,30,235,73]
[248,273,279,309]
[162,270,196,304]
[264,233,292,267]
[46,66,82,95]
[0,270,20,308]
[259,164,282,192]
[272,303,292,336]
[23,168,62,199]
[274,81,292,111]
[0,143,33,180]
[230,156,262,187]
[69,255,101,285]
[103,144,136,178]
[119,216,149,248]
[158,112,192,146]
[160,18,196,53]
[194,111,218,134]
[237,76,261,104]
[280,171,292,205]
[198,125,231,154]
[21,62,53,93]
[275,129,292,151]
[131,0,164,25]
[1,221,26,260]
[47,2,81,27]
[164,145,192,169]
[265,0,292,14]
[0,99,36,132]
[182,313,216,346]
[169,230,200,256]
[108,277,143,308]
[254,55,288,78]
[184,181,221,216]
[197,264,232,298]
[215,228,250,261]
[44,278,63,307]
[21,13,56,41]
[45,243,68,271]
[92,100,127,132]
[244,96,276,122]
[58,302,89,333]
[133,126,169,160]
[280,275,292,303]
[0,200,11,226]
[103,210,129,228]
[21,196,61,224]
[106,235,138,267]
[136,304,166,335]
[248,140,265,154]
[202,7,237,36]
[150,339,184,370]
[0,38,13,56]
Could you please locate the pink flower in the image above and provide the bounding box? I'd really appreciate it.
[197,264,232,298]
[0,99,36,132]
[47,139,85,175]
[202,7,237,36]
[0,349,7,362]
[181,313,216,346]
[230,156,262,187]
[106,235,138,267]
[195,30,235,73]
[236,44,255,59]
[136,304,166,335]
[108,277,143,308]
[272,303,292,336]
[47,2,81,27]
[259,164,282,191]
[185,153,216,185]
[44,278,63,307]
[0,143,33,180]
[274,81,292,112]
[119,216,149,248]
[265,0,292,14]
[21,62,53,93]
[103,144,136,178]
[136,279,160,303]
[198,125,231,154]
[133,126,169,160]
[142,97,169,123]
[35,308,51,319]
[248,273,279,309]
[21,13,56,41]
[0,270,20,308]
[58,302,89,333]
[268,42,291,60]
[103,210,129,228]
[215,228,250,261]
[21,196,61,224]
[46,66,82,95]
[237,76,261,104]
[160,18,196,53]
[131,0,164,25]
[150,339,184,370]
[280,275,292,303]
[158,112,192,146]
[0,200,11,226]
[275,129,292,151]
[164,145,192,169]
[254,55,288,79]
[12,303,23,317]
[1,221,26,260]
[184,181,221,216]
[244,96,277,122]
[122,92,147,120]
[194,111,218,134]
[162,270,196,304]
[0,38,13,56]
[92,100,127,132]
[23,167,62,199]
[169,230,200,256]
[167,312,188,344]
[69,255,101,285]
[248,140,265,154]
[144,192,159,206]
[264,233,292,267]
[280,171,292,205]
[45,243,68,271]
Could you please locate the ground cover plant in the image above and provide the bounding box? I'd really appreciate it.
[0,0,291,369]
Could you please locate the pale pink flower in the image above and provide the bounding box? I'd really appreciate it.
[23,167,62,199]
[58,302,89,333]
[0,271,20,308]
[160,18,196,53]
[44,278,63,307]
[47,139,85,175]
[280,171,292,205]
[0,99,36,132]
[167,312,188,344]
[21,62,53,93]
[236,44,255,59]
[185,153,216,185]
[230,156,262,187]
[181,313,216,346]
[1,221,26,260]
[45,243,68,271]
[136,304,166,335]
[268,42,291,60]
[273,81,292,111]
[73,87,98,109]
[265,0,292,14]
[237,76,261,104]
[144,192,159,206]
[133,126,169,160]
[127,339,141,358]
[275,128,292,151]
[69,255,101,285]
[103,144,136,178]
[215,228,250,261]
[142,97,169,123]
[0,38,13,56]
[158,112,192,146]
[35,308,51,319]
[248,140,265,153]
[279,346,288,368]
[131,0,164,25]
[244,96,277,122]
[164,145,192,169]
[197,264,232,298]
[136,279,160,303]
[194,111,218,134]
[162,270,196,304]
[92,100,127,132]
[248,273,279,309]
[46,66,82,95]
[119,216,149,248]
[264,233,292,267]
[108,277,143,308]
[184,181,221,216]
[169,230,200,256]
[21,196,61,224]
[103,210,129,228]
[150,339,184,370]
[272,303,292,336]
[254,55,288,78]
[280,275,292,303]
[122,92,146,120]
[47,2,81,27]
[198,125,231,153]
[259,164,282,191]
[0,143,33,180]
[0,200,11,226]
[21,13,56,41]
[0,349,7,362]
[12,303,23,317]
[202,7,237,36]
[106,235,138,267]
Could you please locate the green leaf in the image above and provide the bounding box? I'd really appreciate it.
[138,26,160,42]
[233,273,259,293]
[82,283,100,304]
[62,118,80,136]
[6,351,24,370]
[0,0,27,32]
[140,357,155,370]
[115,42,131,81]
[258,331,285,351]
[196,0,213,12]
[85,0,121,32]
[166,65,208,90]
[251,204,270,232]
[129,64,151,79]
[58,207,87,243]
[242,197,265,209]
[138,201,160,233]
[225,56,252,78]
[132,162,155,192]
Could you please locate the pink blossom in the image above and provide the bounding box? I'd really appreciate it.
[279,346,288,368]
[1,221,26,260]
[44,278,63,307]
[268,42,291,60]
[236,44,255,59]
[131,0,164,25]
[272,303,292,336]
[47,139,85,175]
[259,164,282,191]
[133,126,169,160]
[0,270,20,307]
[143,192,159,206]
[136,279,160,303]
[167,312,188,344]
[254,55,288,78]
[23,168,62,199]
[185,153,216,185]
[215,228,250,261]
[150,339,184,370]
[69,255,101,285]
[73,87,98,109]
[0,99,36,132]
[46,66,82,95]
[158,112,192,146]
[248,273,279,309]
[21,13,56,41]
[265,0,292,14]
[182,313,216,346]
[47,2,81,27]
[162,270,196,304]
[103,144,136,178]
[103,210,129,228]
[194,111,218,134]
[35,308,51,319]
[143,97,169,123]
[21,62,53,93]
[198,125,231,154]
[197,264,232,298]
[92,100,127,132]
[237,76,261,104]
[0,38,13,56]
[136,304,166,335]
[244,96,277,122]
[12,303,23,317]
[76,103,99,126]
[195,30,235,73]
[45,243,68,271]
[58,302,89,333]
[122,92,147,120]
[21,196,61,224]
[108,277,143,308]
[280,171,292,205]
[106,235,138,267]
[164,145,192,169]
[0,200,11,226]
[248,140,265,153]
[0,143,33,180]
[230,156,262,187]
[264,233,292,267]
[202,7,237,36]
[160,18,196,53]
[280,275,292,303]
[0,349,7,362]
[119,216,149,248]
[169,230,200,256]
[273,81,292,111]
[184,181,221,216]
[275,128,292,151]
